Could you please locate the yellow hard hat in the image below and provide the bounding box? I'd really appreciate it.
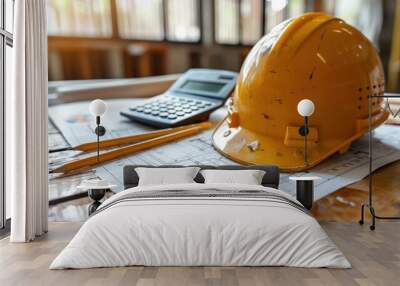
[213,12,388,171]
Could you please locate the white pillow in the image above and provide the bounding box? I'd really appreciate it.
[200,169,266,185]
[135,167,200,186]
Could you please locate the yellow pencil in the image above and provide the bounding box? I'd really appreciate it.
[49,122,212,153]
[50,121,211,174]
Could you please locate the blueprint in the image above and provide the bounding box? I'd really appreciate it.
[49,99,400,200]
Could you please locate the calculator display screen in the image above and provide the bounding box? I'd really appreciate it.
[180,80,225,94]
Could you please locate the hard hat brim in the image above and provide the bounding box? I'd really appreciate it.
[212,112,389,172]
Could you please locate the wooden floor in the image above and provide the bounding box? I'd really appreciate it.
[311,160,400,222]
[0,221,399,286]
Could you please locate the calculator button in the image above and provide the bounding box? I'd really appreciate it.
[159,112,168,118]
[176,111,185,116]
[168,114,177,120]
[151,111,160,116]
[143,109,152,114]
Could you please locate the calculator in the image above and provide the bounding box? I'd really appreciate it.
[120,69,238,128]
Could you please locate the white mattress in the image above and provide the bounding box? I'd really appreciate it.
[50,183,350,269]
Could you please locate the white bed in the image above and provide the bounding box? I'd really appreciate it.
[50,183,350,269]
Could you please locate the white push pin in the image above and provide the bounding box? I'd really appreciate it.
[89,99,107,117]
[297,99,315,117]
[89,99,108,161]
[297,99,315,166]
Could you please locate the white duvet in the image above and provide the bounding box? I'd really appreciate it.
[50,183,351,269]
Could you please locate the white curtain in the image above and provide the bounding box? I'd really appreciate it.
[8,0,48,242]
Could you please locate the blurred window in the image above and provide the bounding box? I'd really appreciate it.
[5,0,14,33]
[166,0,201,42]
[265,0,305,33]
[215,0,306,45]
[1,0,14,229]
[46,0,202,42]
[215,0,240,44]
[322,0,383,44]
[241,0,263,45]
[47,0,112,37]
[322,0,363,24]
[116,0,164,40]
